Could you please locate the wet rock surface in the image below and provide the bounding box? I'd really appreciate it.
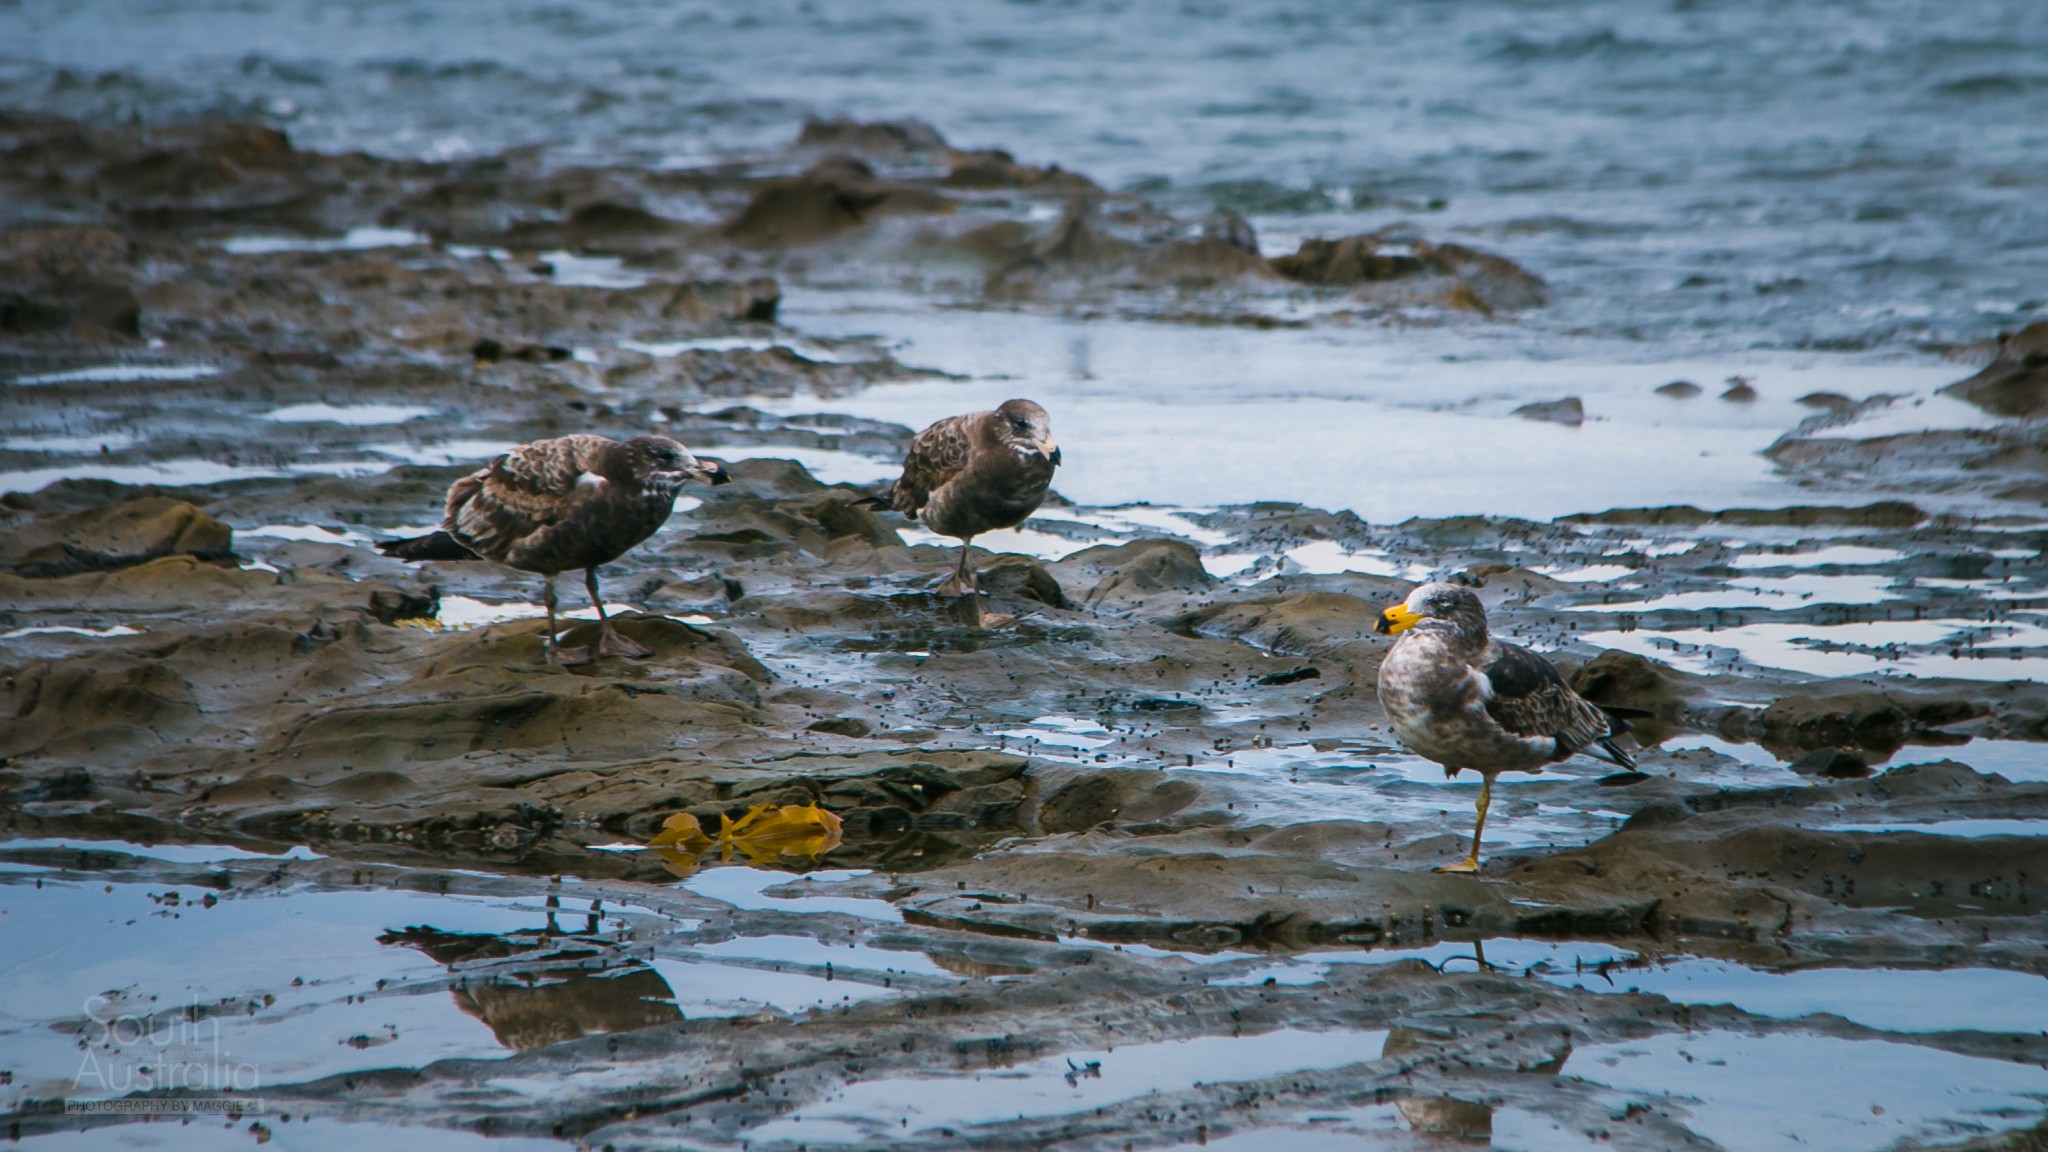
[4,111,2048,1151]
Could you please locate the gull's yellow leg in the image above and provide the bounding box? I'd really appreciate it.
[1435,771,1492,874]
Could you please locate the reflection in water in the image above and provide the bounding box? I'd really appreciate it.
[648,801,844,877]
[380,896,680,1052]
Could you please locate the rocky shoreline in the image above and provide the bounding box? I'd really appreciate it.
[6,110,2048,1149]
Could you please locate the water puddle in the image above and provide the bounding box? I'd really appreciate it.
[1729,545,1909,570]
[1584,615,2048,681]
[361,439,518,467]
[1,431,140,453]
[431,595,656,629]
[994,714,1116,753]
[221,227,428,255]
[260,403,435,425]
[748,1027,1388,1144]
[1565,1030,2048,1152]
[239,523,376,546]
[0,457,387,494]
[681,866,903,923]
[1892,738,2048,782]
[774,294,1970,522]
[1571,573,1900,612]
[10,364,222,386]
[700,444,898,485]
[621,336,857,363]
[1284,541,1426,579]
[1537,563,1637,582]
[1554,959,2048,1034]
[897,522,1112,561]
[1,624,143,640]
[1820,819,2048,838]
[535,250,650,289]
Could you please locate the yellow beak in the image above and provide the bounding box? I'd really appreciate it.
[1376,603,1424,635]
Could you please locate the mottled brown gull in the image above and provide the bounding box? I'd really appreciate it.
[869,398,1061,626]
[1376,582,1637,872]
[379,433,729,663]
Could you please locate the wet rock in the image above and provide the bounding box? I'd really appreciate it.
[1797,391,1854,410]
[1269,234,1421,284]
[1788,746,1871,778]
[1656,379,1701,398]
[1942,319,2048,417]
[503,200,684,250]
[940,149,1100,192]
[1512,396,1585,426]
[979,557,1070,609]
[724,157,954,247]
[1200,213,1259,255]
[0,224,142,338]
[1568,649,1686,720]
[1058,538,1214,612]
[1,496,233,577]
[1752,689,1986,758]
[1565,502,1925,528]
[1720,377,1758,402]
[694,488,902,557]
[796,117,949,157]
[1417,241,1548,311]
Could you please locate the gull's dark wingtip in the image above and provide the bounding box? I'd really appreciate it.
[378,530,479,562]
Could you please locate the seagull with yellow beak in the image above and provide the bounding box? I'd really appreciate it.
[1375,582,1637,873]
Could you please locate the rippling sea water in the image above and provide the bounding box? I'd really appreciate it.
[6,0,2045,356]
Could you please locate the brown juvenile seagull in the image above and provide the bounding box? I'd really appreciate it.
[1375,582,1635,873]
[871,399,1060,626]
[379,434,730,664]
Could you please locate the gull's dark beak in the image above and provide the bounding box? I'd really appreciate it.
[1377,604,1423,635]
[1038,438,1061,466]
[692,461,733,486]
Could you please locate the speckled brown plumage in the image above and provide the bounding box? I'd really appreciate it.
[874,399,1060,623]
[380,434,729,663]
[1374,582,1634,871]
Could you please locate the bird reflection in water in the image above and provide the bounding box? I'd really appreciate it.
[1381,1018,1570,1143]
[379,895,680,1052]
